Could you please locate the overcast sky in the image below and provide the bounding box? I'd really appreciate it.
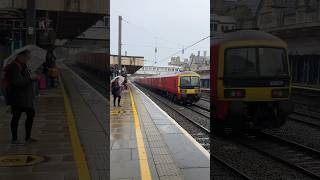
[110,0,210,66]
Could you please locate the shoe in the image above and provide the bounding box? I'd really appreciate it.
[11,140,25,145]
[25,138,38,143]
[118,105,121,107]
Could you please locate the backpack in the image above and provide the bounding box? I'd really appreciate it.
[111,81,120,95]
[0,62,22,105]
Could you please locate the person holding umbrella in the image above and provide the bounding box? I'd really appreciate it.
[3,49,38,144]
[111,77,123,107]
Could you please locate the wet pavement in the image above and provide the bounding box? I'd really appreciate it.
[0,88,78,180]
[110,83,210,180]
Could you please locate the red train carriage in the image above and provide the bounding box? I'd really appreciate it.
[136,71,201,104]
[211,30,293,135]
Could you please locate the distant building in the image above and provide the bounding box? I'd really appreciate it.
[189,51,209,66]
[168,51,209,71]
[211,13,236,36]
[224,0,260,29]
[168,56,185,67]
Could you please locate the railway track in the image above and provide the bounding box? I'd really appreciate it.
[200,97,210,103]
[235,132,320,179]
[185,104,210,119]
[286,100,320,129]
[211,154,253,180]
[289,111,320,129]
[135,83,210,150]
[193,100,210,111]
[69,65,107,98]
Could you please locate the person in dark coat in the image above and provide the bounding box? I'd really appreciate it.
[6,50,38,144]
[111,77,122,107]
[43,47,56,88]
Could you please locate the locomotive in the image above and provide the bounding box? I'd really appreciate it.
[135,71,201,104]
[211,30,293,135]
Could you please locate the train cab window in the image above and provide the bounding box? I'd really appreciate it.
[225,48,257,77]
[259,48,288,77]
[180,76,200,88]
[225,47,288,78]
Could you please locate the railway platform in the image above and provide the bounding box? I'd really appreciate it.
[110,83,210,180]
[0,63,108,180]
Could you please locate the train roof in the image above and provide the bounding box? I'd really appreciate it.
[212,30,285,45]
[142,71,200,78]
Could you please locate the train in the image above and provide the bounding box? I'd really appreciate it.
[135,71,201,104]
[211,30,293,135]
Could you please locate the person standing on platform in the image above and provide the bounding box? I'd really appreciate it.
[5,50,38,144]
[43,47,56,88]
[111,77,122,107]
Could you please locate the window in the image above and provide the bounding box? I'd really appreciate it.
[180,76,200,88]
[104,16,109,27]
[225,47,288,78]
[214,24,218,31]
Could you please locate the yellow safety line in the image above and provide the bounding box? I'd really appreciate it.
[129,88,152,180]
[59,77,91,180]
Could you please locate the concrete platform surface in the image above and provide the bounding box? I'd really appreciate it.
[59,64,109,180]
[0,88,78,180]
[110,83,210,180]
[0,63,109,180]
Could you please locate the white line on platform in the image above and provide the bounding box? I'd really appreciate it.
[131,83,210,159]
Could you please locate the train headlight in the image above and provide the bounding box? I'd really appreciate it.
[272,89,289,98]
[181,89,187,94]
[224,89,245,98]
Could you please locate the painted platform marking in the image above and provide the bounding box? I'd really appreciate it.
[129,88,152,180]
[59,76,91,180]
[0,154,45,167]
[111,109,126,116]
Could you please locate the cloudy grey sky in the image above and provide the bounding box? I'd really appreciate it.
[110,0,210,66]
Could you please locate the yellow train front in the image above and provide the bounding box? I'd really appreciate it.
[211,30,293,135]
